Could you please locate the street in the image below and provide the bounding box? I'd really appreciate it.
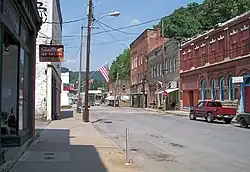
[90,106,250,172]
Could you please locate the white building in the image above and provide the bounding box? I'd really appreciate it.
[61,72,70,106]
[35,0,63,121]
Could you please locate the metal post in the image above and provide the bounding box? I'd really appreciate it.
[114,72,119,107]
[161,21,166,111]
[125,128,130,166]
[142,55,145,109]
[84,0,93,122]
[77,26,84,112]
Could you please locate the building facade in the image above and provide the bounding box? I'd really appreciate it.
[180,11,250,113]
[0,0,42,162]
[147,38,180,110]
[35,0,62,121]
[61,71,70,106]
[130,29,165,108]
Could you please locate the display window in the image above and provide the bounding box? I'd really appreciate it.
[1,27,19,135]
[19,48,29,131]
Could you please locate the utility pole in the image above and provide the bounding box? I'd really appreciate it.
[83,0,93,122]
[142,55,146,109]
[161,21,167,111]
[114,72,119,107]
[77,25,84,112]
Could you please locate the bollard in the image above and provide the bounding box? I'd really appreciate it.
[125,128,131,166]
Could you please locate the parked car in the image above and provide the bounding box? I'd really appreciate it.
[189,100,237,124]
[231,113,250,128]
[94,101,101,106]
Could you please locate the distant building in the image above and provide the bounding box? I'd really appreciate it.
[130,29,165,108]
[35,0,63,120]
[61,72,70,106]
[180,11,250,113]
[147,38,180,110]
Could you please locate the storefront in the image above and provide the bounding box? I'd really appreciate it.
[0,0,42,149]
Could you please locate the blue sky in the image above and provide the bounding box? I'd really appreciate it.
[61,0,204,71]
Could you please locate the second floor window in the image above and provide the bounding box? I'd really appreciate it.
[165,60,168,74]
[151,66,154,78]
[156,64,159,76]
[169,59,173,73]
[173,57,176,72]
[159,63,162,76]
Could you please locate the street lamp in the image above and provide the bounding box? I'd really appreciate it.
[83,0,120,122]
[92,11,120,23]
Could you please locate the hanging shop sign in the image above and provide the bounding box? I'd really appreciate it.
[39,44,64,62]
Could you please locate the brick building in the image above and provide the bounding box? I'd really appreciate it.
[147,38,180,110]
[180,11,250,113]
[130,29,165,108]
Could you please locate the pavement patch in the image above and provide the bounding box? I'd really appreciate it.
[148,153,177,162]
[149,134,164,139]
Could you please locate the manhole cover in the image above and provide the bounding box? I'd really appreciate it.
[43,156,55,160]
[43,152,55,156]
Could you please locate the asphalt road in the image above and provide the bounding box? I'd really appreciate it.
[89,106,250,172]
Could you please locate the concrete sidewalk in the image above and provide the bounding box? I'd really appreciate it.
[9,113,139,172]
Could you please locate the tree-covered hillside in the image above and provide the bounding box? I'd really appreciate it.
[154,0,250,38]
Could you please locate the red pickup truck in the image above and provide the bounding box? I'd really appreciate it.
[189,100,237,124]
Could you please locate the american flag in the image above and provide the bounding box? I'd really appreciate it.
[99,62,109,83]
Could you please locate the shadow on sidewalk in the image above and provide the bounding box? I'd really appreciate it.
[10,128,108,172]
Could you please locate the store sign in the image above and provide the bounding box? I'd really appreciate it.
[39,45,64,62]
[232,76,243,83]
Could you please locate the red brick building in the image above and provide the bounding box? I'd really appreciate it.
[130,29,165,108]
[180,11,250,113]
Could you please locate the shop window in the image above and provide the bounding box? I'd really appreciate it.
[211,79,216,100]
[19,48,29,131]
[1,28,19,136]
[201,80,206,100]
[219,77,224,101]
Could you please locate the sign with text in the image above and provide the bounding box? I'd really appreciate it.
[232,76,243,83]
[39,44,64,62]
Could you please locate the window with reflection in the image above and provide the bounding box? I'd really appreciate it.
[1,27,18,135]
[19,48,29,131]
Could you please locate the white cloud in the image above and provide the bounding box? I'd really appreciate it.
[129,18,141,25]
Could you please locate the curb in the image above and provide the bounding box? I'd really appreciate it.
[144,108,189,117]
[0,121,50,172]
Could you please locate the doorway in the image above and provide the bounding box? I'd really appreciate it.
[189,91,194,106]
[244,76,250,113]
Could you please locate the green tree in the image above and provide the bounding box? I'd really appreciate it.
[154,0,250,39]
[109,49,130,83]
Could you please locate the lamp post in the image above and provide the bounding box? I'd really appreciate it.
[83,0,120,122]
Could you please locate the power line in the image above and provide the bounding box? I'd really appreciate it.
[92,17,162,36]
[97,20,138,35]
[44,17,88,24]
[64,38,135,48]
[47,17,162,38]
[96,21,129,48]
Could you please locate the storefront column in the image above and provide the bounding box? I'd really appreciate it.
[0,21,3,151]
[46,67,52,121]
[29,32,37,138]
